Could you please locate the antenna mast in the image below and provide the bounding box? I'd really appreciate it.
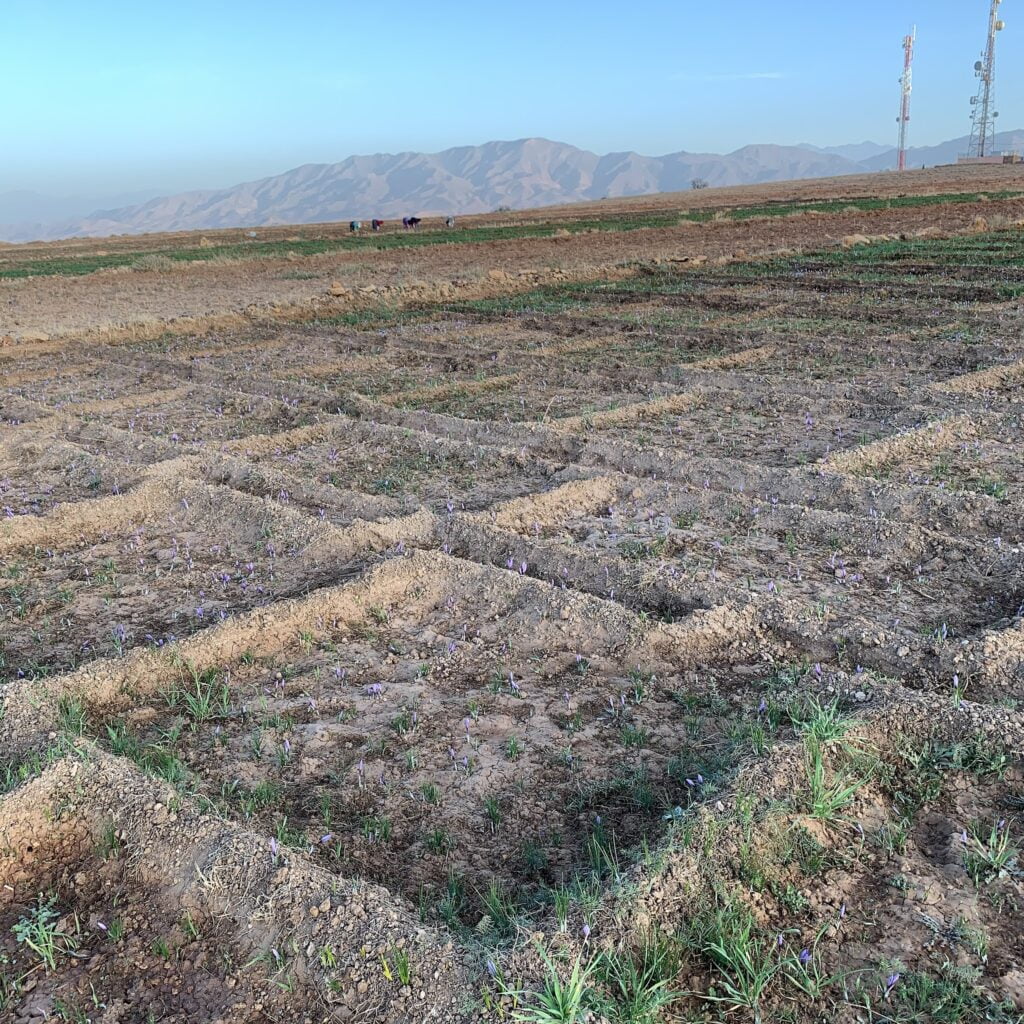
[897,27,916,171]
[967,0,1005,158]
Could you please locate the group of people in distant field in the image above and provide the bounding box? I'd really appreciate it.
[348,215,456,233]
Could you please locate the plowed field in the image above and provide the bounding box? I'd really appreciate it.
[2,178,1024,1023]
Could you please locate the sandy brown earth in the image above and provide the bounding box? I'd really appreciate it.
[1,175,1024,1023]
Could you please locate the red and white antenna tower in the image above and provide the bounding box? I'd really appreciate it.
[897,27,916,171]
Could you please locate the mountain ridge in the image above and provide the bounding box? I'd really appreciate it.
[3,132,1022,243]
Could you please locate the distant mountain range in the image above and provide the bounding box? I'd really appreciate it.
[3,131,1023,243]
[858,130,1024,171]
[798,141,894,163]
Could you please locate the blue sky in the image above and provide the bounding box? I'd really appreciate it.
[3,0,1021,196]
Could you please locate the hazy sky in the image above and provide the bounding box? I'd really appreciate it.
[3,0,1021,196]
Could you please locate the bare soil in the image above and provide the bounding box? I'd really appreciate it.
[2,175,1024,1023]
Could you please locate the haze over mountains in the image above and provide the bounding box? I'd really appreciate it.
[3,130,1023,243]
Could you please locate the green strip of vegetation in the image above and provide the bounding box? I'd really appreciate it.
[0,214,679,281]
[439,228,1024,317]
[310,306,434,329]
[681,189,1024,224]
